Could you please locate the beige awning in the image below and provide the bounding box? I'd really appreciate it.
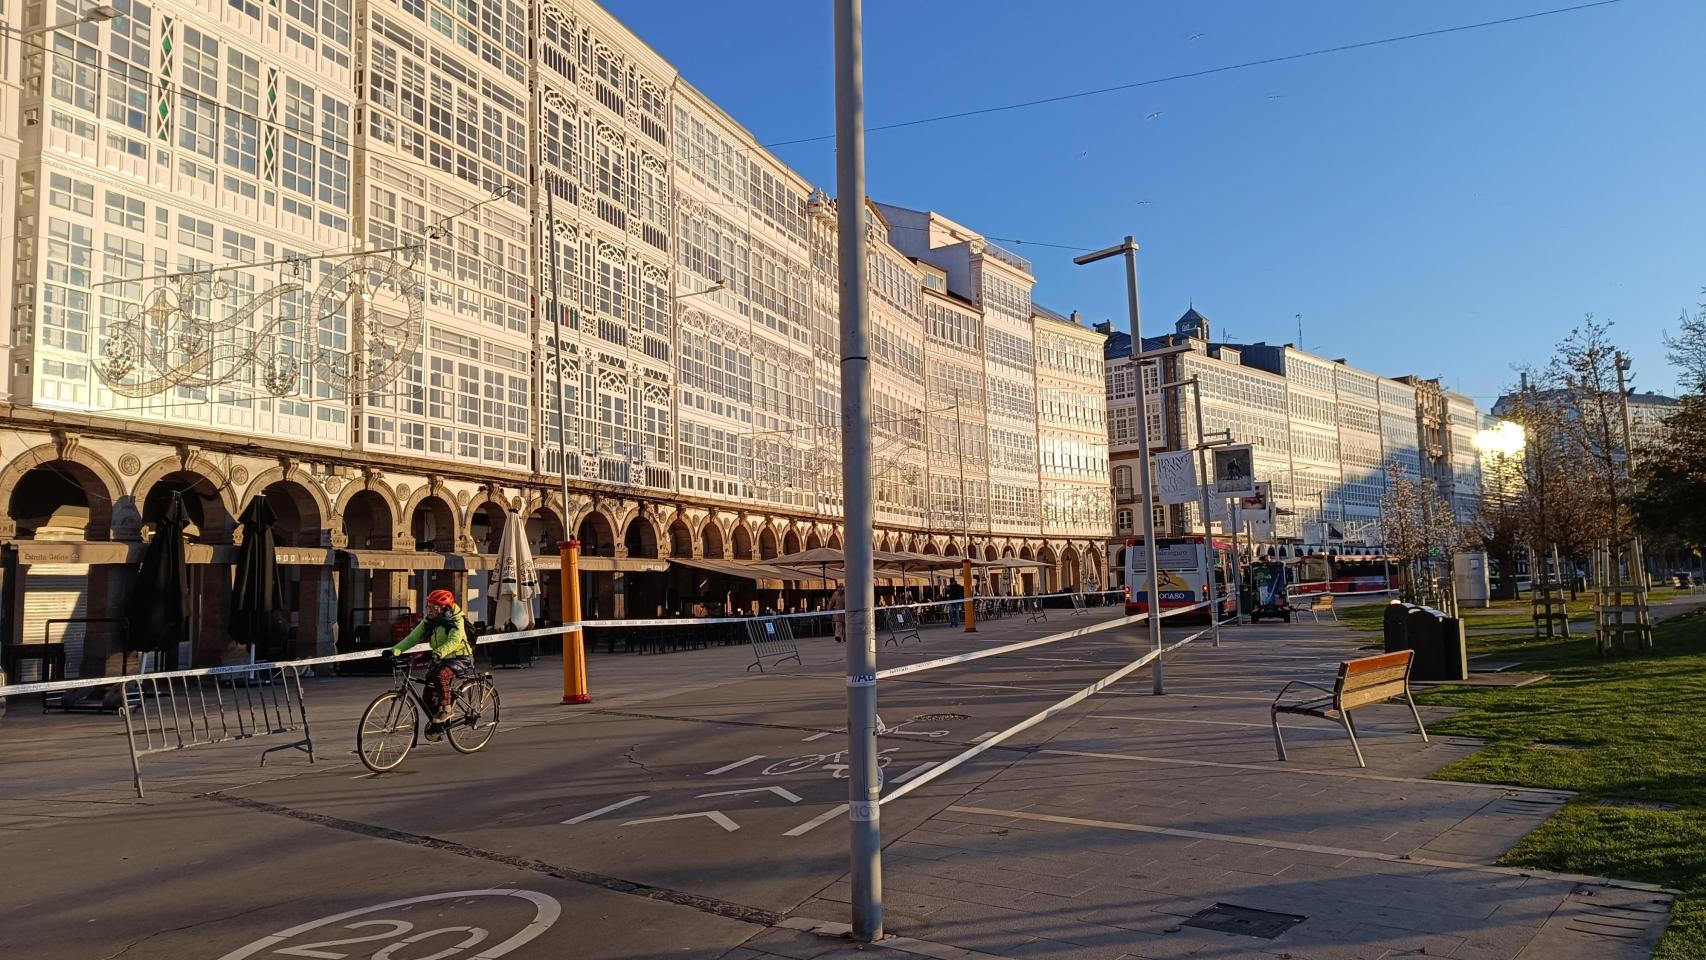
[341,549,494,571]
[670,557,819,586]
[575,555,671,573]
[7,540,335,566]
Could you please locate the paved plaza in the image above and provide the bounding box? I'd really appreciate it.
[0,606,1674,960]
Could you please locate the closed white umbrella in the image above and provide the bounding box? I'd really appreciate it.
[494,510,538,629]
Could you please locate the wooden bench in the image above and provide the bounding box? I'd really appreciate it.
[1307,593,1337,622]
[1270,649,1428,768]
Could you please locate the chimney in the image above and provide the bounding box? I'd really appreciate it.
[1093,321,1113,335]
[1520,371,1529,391]
[1070,310,1082,326]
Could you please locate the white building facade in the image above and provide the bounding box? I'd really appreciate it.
[0,0,1112,675]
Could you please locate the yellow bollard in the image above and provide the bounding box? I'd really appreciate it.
[560,537,590,704]
[962,557,977,633]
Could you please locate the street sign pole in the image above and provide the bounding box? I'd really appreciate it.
[835,0,882,941]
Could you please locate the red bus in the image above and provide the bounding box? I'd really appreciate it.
[1291,553,1398,595]
[1124,536,1236,621]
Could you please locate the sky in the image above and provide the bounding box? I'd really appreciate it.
[601,0,1706,405]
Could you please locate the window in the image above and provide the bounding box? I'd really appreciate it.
[177,215,214,252]
[223,49,261,174]
[48,174,93,215]
[43,219,93,353]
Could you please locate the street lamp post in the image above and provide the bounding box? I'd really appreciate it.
[1075,238,1165,694]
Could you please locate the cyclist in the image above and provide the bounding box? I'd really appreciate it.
[384,589,472,726]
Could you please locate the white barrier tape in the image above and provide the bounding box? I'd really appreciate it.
[1286,586,1397,599]
[873,600,1210,681]
[0,590,1132,699]
[880,625,1209,806]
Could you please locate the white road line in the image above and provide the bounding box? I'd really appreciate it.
[704,755,765,776]
[784,804,849,837]
[622,811,739,832]
[971,731,997,743]
[890,761,941,785]
[562,795,649,824]
[698,786,802,803]
[1036,747,1575,794]
[945,804,1665,893]
[801,731,832,742]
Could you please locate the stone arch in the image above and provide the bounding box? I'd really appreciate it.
[330,475,403,536]
[701,518,727,560]
[984,544,999,562]
[465,489,514,555]
[668,518,694,558]
[245,467,332,547]
[252,477,327,547]
[407,492,458,553]
[828,530,843,550]
[944,542,960,558]
[806,529,823,551]
[1019,544,1035,561]
[342,489,396,550]
[623,514,660,559]
[0,446,123,545]
[782,527,802,557]
[133,455,239,543]
[921,541,938,556]
[757,525,779,561]
[524,499,566,554]
[577,511,617,557]
[731,524,754,560]
[1061,545,1082,591]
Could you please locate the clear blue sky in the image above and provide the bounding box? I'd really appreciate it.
[603,0,1705,404]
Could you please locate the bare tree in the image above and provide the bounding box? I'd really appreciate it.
[1378,464,1466,606]
[1663,289,1706,394]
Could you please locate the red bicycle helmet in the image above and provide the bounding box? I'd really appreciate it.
[426,589,456,607]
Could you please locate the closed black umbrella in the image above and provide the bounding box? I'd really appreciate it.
[127,492,190,662]
[232,497,288,660]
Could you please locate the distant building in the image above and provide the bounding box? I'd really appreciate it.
[1098,306,1497,580]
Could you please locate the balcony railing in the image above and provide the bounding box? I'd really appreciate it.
[979,240,1032,274]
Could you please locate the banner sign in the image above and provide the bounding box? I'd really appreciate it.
[1211,445,1257,497]
[1154,450,1197,506]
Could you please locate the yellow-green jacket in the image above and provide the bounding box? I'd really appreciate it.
[389,604,473,659]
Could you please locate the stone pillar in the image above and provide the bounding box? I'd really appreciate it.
[193,563,233,667]
[297,566,335,658]
[84,564,132,675]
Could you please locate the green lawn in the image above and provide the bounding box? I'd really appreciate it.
[1416,610,1706,958]
[1339,595,1602,636]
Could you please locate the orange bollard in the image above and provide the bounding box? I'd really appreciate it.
[560,537,590,704]
[962,557,977,633]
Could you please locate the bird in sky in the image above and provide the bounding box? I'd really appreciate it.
[1266,94,1285,100]
[1188,32,1206,41]
[1146,111,1164,121]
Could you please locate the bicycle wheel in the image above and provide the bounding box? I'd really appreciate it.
[446,679,499,754]
[358,692,418,772]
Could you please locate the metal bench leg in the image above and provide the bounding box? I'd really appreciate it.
[1330,607,1338,622]
[1271,709,1288,761]
[1341,712,1366,768]
[1404,687,1429,742]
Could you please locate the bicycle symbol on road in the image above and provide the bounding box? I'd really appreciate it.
[762,746,899,779]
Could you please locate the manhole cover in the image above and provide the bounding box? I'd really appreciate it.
[912,713,970,722]
[1183,904,1305,940]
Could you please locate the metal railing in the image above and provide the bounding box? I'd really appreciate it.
[120,661,314,797]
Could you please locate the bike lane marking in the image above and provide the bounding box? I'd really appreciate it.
[621,811,740,832]
[213,889,559,960]
[704,755,765,775]
[562,795,649,824]
[699,786,802,803]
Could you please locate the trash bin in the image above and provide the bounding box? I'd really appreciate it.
[1383,601,1412,654]
[1404,607,1443,679]
[1434,617,1469,681]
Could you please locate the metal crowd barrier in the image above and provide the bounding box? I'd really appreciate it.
[745,617,802,672]
[120,661,314,798]
[882,607,922,646]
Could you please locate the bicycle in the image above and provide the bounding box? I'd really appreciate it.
[357,654,500,773]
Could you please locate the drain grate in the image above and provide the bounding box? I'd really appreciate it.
[1183,903,1305,940]
[912,713,970,722]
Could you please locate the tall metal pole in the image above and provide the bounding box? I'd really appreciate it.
[1074,238,1165,691]
[1189,377,1221,646]
[1230,500,1243,622]
[1125,244,1166,693]
[835,0,882,940]
[954,386,968,559]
